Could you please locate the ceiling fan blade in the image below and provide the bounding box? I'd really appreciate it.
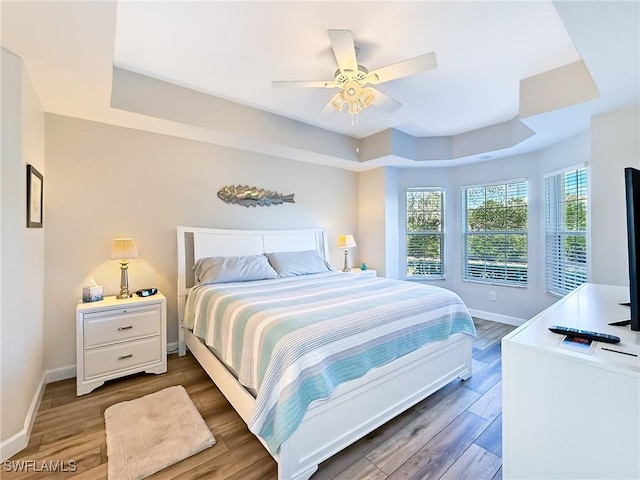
[327,29,358,73]
[371,88,401,112]
[272,80,338,88]
[317,100,337,118]
[367,52,437,84]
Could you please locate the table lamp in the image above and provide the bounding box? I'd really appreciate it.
[337,234,356,272]
[110,238,139,299]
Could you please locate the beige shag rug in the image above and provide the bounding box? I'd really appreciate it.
[104,385,215,480]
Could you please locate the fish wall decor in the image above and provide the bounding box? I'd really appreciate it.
[217,185,295,207]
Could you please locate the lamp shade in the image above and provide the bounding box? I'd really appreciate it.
[337,234,356,249]
[110,238,139,260]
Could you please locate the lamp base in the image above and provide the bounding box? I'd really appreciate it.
[342,249,351,272]
[117,261,131,299]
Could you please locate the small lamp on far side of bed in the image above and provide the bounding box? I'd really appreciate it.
[110,237,139,299]
[337,234,356,272]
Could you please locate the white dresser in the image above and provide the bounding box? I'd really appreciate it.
[502,284,640,479]
[76,293,167,395]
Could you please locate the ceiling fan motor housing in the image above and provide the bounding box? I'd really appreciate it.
[334,66,369,86]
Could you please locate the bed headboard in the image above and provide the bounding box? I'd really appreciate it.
[176,226,329,354]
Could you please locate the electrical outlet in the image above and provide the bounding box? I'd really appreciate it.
[489,291,496,301]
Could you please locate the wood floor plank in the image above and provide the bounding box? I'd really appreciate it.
[225,456,278,480]
[468,380,502,422]
[366,387,480,474]
[385,411,489,480]
[3,444,102,480]
[312,407,421,480]
[439,443,501,480]
[166,435,270,480]
[61,463,107,480]
[13,430,105,463]
[332,458,387,480]
[462,357,502,395]
[473,341,504,365]
[32,404,101,430]
[147,441,231,480]
[39,416,105,448]
[492,465,503,480]
[471,357,489,376]
[474,415,503,458]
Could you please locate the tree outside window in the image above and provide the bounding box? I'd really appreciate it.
[545,168,588,296]
[407,188,444,279]
[462,181,528,285]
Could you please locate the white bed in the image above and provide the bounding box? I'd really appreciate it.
[177,226,473,480]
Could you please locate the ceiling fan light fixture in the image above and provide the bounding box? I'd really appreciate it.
[333,80,374,120]
[347,100,363,116]
[330,92,346,112]
[342,80,361,102]
[360,87,376,108]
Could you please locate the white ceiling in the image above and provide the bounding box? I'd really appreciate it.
[2,1,639,170]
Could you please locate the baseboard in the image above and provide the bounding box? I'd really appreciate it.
[0,372,46,462]
[45,364,76,383]
[167,341,179,355]
[468,308,526,326]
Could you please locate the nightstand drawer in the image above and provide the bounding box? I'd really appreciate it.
[84,306,161,348]
[84,336,161,379]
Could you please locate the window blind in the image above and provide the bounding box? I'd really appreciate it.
[406,188,444,279]
[461,181,528,285]
[545,168,588,296]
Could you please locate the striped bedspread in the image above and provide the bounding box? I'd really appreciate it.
[184,271,476,454]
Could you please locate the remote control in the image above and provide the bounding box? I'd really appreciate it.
[548,325,621,344]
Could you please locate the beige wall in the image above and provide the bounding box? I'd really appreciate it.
[44,115,358,370]
[357,167,400,277]
[358,169,386,275]
[1,48,45,454]
[590,106,640,286]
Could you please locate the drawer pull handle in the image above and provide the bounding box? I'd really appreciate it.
[118,354,133,360]
[118,326,133,331]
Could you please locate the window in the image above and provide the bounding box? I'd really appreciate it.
[545,167,588,296]
[462,180,528,285]
[406,188,444,279]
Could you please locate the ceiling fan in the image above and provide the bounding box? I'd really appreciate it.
[272,29,437,121]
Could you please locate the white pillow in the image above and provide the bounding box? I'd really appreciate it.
[193,255,277,285]
[267,250,333,277]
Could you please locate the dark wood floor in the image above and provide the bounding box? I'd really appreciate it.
[5,319,515,480]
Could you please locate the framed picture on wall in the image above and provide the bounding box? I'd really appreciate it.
[27,164,43,228]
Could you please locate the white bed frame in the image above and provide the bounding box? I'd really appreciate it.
[177,226,472,480]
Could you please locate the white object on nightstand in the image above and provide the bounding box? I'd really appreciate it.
[346,268,377,277]
[76,292,167,396]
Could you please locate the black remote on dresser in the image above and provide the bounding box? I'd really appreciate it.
[548,325,621,344]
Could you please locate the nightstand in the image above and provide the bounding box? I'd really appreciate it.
[76,293,167,396]
[346,268,377,277]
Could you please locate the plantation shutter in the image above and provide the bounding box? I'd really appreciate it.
[545,167,588,296]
